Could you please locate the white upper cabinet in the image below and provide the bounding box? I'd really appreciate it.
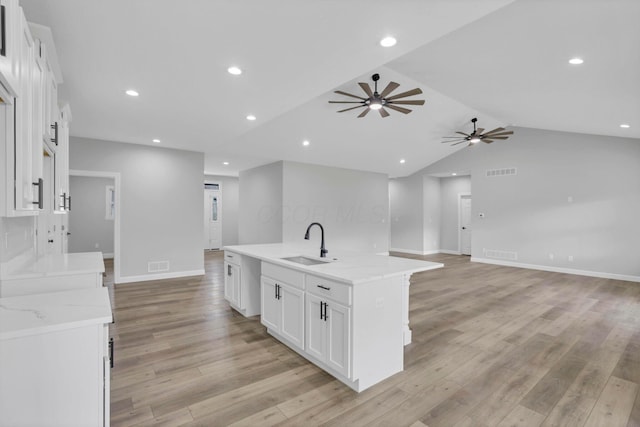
[0,0,19,99]
[0,4,68,217]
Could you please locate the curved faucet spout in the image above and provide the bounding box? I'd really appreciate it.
[304,222,328,258]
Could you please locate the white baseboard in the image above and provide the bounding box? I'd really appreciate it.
[439,249,462,255]
[471,257,640,283]
[116,269,205,284]
[102,253,114,259]
[389,248,439,256]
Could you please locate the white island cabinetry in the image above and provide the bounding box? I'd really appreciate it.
[223,250,261,317]
[225,243,443,392]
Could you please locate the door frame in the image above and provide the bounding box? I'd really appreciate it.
[204,180,222,249]
[69,169,122,284]
[458,192,472,255]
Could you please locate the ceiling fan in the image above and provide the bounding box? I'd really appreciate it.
[328,73,425,118]
[441,118,514,146]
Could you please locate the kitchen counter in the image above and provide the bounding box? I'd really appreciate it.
[0,252,105,280]
[223,243,443,285]
[0,287,112,341]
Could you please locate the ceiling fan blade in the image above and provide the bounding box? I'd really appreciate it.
[385,88,423,100]
[483,131,514,137]
[328,101,364,104]
[334,90,366,100]
[483,139,494,143]
[379,81,400,98]
[379,107,390,118]
[357,108,370,118]
[484,136,509,140]
[387,100,425,105]
[482,127,506,135]
[456,132,471,137]
[451,140,468,146]
[385,104,412,114]
[358,82,374,98]
[442,136,463,138]
[337,105,366,113]
[476,128,484,135]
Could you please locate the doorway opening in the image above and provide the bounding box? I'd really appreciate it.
[69,169,122,283]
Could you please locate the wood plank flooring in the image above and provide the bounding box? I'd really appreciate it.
[106,252,640,426]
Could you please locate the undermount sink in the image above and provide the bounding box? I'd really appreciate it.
[281,256,331,266]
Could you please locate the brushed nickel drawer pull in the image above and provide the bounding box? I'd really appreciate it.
[317,285,331,291]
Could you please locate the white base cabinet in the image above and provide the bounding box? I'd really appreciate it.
[261,275,305,350]
[223,250,261,317]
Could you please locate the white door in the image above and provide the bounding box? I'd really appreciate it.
[204,187,222,250]
[280,283,305,350]
[460,195,472,255]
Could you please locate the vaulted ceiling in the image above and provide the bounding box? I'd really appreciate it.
[21,0,640,177]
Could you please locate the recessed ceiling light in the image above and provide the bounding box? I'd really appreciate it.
[399,159,406,164]
[152,139,161,143]
[125,89,139,97]
[568,57,584,65]
[620,124,630,128]
[223,161,229,165]
[380,36,397,47]
[246,115,256,121]
[302,140,310,146]
[452,173,457,176]
[227,66,242,75]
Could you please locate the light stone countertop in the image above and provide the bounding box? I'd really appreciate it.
[223,243,443,285]
[0,287,112,341]
[1,252,105,280]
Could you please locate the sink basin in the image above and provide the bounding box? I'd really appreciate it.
[281,256,331,266]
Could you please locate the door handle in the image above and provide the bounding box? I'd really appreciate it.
[462,227,467,230]
[48,239,54,243]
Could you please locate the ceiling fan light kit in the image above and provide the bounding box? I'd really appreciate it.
[329,73,425,118]
[441,117,514,146]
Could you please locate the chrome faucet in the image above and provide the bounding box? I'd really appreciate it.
[304,222,328,258]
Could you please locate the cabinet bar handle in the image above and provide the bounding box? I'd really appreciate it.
[1,6,6,57]
[32,179,43,209]
[320,301,324,320]
[51,122,58,145]
[60,192,66,210]
[66,195,71,211]
[317,285,331,291]
[227,265,231,276]
[109,338,114,368]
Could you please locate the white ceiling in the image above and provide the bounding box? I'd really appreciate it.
[21,0,639,178]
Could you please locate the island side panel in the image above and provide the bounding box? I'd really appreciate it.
[351,275,404,391]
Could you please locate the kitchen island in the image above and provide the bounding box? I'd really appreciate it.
[223,243,443,392]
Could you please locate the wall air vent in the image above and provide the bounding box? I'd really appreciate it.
[484,249,518,261]
[486,167,517,177]
[148,260,170,273]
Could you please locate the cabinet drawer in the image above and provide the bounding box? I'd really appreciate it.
[262,262,304,289]
[224,251,241,264]
[306,275,351,306]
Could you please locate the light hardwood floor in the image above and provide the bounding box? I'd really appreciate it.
[106,252,640,427]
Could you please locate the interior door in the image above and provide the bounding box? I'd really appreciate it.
[204,187,222,250]
[460,195,472,255]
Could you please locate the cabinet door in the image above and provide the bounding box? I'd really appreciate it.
[0,0,19,95]
[260,277,279,331]
[326,301,350,378]
[305,293,326,361]
[224,262,240,307]
[279,283,304,350]
[14,10,35,211]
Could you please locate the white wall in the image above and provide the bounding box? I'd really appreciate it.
[70,137,204,282]
[423,176,441,253]
[394,127,640,280]
[204,174,239,246]
[68,176,114,256]
[282,161,389,254]
[238,162,284,245]
[390,174,423,253]
[439,176,471,252]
